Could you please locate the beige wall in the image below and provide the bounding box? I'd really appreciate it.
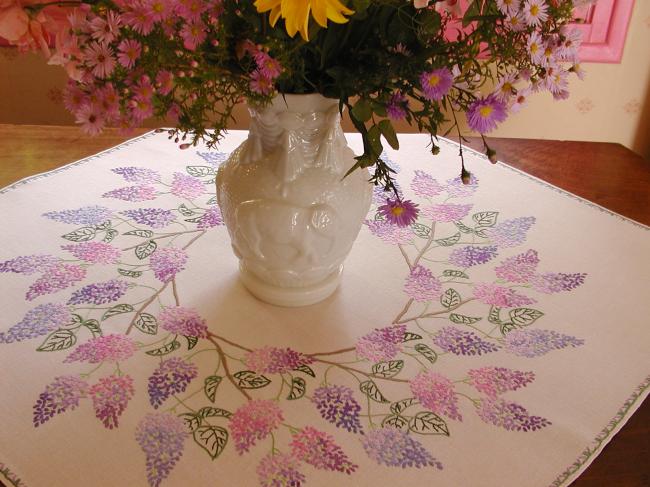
[1,1,648,158]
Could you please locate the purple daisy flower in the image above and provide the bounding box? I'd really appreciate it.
[148,358,198,409]
[257,453,305,487]
[466,96,508,133]
[135,413,188,487]
[158,306,207,338]
[433,326,500,356]
[0,303,71,344]
[89,374,135,429]
[312,385,363,433]
[476,397,551,431]
[504,328,584,358]
[485,217,536,248]
[410,370,462,420]
[33,375,89,427]
[468,367,535,399]
[448,245,498,268]
[387,91,408,120]
[64,334,138,364]
[356,324,406,362]
[120,208,176,229]
[150,247,188,283]
[378,198,419,227]
[61,242,121,264]
[43,205,113,226]
[361,428,443,469]
[26,264,87,301]
[0,254,58,274]
[404,265,443,302]
[420,67,453,101]
[67,279,129,305]
[102,185,157,202]
[290,427,358,474]
[112,166,160,183]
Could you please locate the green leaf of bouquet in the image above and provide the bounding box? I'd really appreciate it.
[135,240,157,260]
[145,340,180,356]
[372,360,404,379]
[378,120,399,150]
[472,211,499,227]
[186,166,216,177]
[37,329,76,352]
[124,229,154,238]
[414,343,438,364]
[233,370,271,389]
[287,377,307,400]
[204,376,223,402]
[102,304,134,321]
[293,364,316,377]
[509,308,544,326]
[441,288,461,309]
[193,426,228,460]
[435,232,461,246]
[443,270,469,279]
[390,397,417,415]
[462,0,481,27]
[351,99,372,122]
[118,268,143,278]
[409,411,449,436]
[134,313,158,335]
[62,227,96,242]
[449,313,482,325]
[382,414,409,430]
[359,380,389,403]
[367,125,383,156]
[198,406,231,419]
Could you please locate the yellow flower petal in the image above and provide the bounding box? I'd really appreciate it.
[255,0,281,14]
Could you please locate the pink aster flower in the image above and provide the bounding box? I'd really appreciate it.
[545,66,569,95]
[148,0,175,22]
[117,39,141,69]
[75,103,105,136]
[177,0,208,21]
[410,370,462,420]
[356,324,405,362]
[290,427,358,474]
[527,31,545,64]
[254,51,282,79]
[404,265,442,302]
[510,86,532,113]
[180,21,207,51]
[83,42,115,79]
[557,26,582,62]
[63,82,89,113]
[61,242,121,264]
[493,72,518,102]
[89,374,134,429]
[97,83,121,122]
[244,346,313,375]
[121,2,155,35]
[466,96,508,134]
[170,172,205,199]
[229,399,283,454]
[504,12,526,31]
[422,203,472,222]
[496,0,520,15]
[523,0,549,27]
[150,247,188,283]
[473,282,536,307]
[364,219,413,245]
[159,306,208,338]
[468,367,535,399]
[130,96,154,122]
[90,10,121,44]
[64,334,138,364]
[156,70,174,96]
[386,91,408,120]
[378,198,419,227]
[250,69,275,95]
[420,67,453,101]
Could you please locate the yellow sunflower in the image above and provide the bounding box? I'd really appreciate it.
[255,0,354,41]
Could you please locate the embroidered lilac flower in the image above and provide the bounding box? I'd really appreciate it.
[89,374,135,429]
[290,427,358,474]
[0,303,71,344]
[26,264,87,301]
[378,198,419,227]
[404,265,442,302]
[257,452,306,487]
[102,185,157,202]
[387,91,408,120]
[361,428,443,469]
[468,367,535,399]
[485,217,536,248]
[61,242,121,264]
[196,206,224,229]
[312,385,363,433]
[476,397,551,431]
[136,413,188,487]
[473,282,536,307]
[196,151,229,167]
[411,170,445,197]
[229,399,283,454]
[420,67,453,101]
[43,205,113,226]
[433,326,500,356]
[410,371,462,420]
[446,174,479,197]
[67,279,129,305]
[120,208,176,228]
[422,203,473,222]
[171,172,206,199]
[448,246,498,268]
[148,358,198,409]
[504,329,584,358]
[158,306,207,338]
[494,249,540,283]
[33,375,88,427]
[0,254,58,274]
[150,247,188,283]
[530,272,587,294]
[112,166,160,183]
[467,96,508,133]
[243,346,313,375]
[364,220,413,245]
[64,334,138,364]
[356,324,406,362]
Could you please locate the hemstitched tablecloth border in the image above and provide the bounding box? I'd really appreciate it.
[0,131,648,487]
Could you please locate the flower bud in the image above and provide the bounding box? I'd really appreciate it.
[486,148,497,164]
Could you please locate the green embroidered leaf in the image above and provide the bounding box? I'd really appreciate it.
[293,364,316,377]
[402,332,422,342]
[83,319,102,337]
[390,397,417,415]
[509,308,544,326]
[454,221,474,234]
[95,221,112,230]
[500,322,517,335]
[118,268,143,278]
[145,340,180,356]
[178,204,195,217]
[372,360,404,379]
[198,407,232,419]
[206,196,218,205]
[374,211,386,222]
[62,227,96,242]
[474,228,488,239]
[435,232,461,246]
[412,223,431,239]
[233,370,271,389]
[409,411,449,436]
[287,377,306,400]
[102,304,134,321]
[135,240,157,259]
[443,270,469,278]
[180,413,201,432]
[186,166,216,177]
[204,376,222,402]
[449,313,482,325]
[37,330,76,352]
[414,343,438,364]
[440,288,461,309]
[488,306,502,324]
[185,335,199,350]
[184,216,204,223]
[102,229,118,243]
[382,414,409,430]
[472,211,499,227]
[359,380,389,403]
[193,426,228,460]
[124,229,154,238]
[134,313,157,335]
[60,314,84,330]
[204,177,216,185]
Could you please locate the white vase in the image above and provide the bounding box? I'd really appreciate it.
[216,94,373,307]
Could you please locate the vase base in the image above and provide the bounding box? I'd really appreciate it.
[238,264,342,307]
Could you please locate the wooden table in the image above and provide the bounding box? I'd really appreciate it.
[1,124,649,487]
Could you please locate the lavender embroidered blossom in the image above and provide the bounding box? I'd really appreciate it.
[448,246,498,268]
[473,282,536,307]
[422,203,473,222]
[33,375,88,427]
[504,328,584,357]
[0,303,71,343]
[256,452,306,487]
[229,399,283,454]
[158,306,207,338]
[197,151,229,167]
[530,272,587,294]
[244,346,313,375]
[150,247,188,283]
[485,216,536,248]
[26,264,87,301]
[364,219,413,245]
[361,428,443,469]
[404,265,442,302]
[433,326,500,356]
[410,371,462,420]
[67,279,129,305]
[312,385,363,433]
[356,324,406,362]
[468,367,535,398]
[446,174,479,197]
[148,358,198,409]
[170,172,205,199]
[43,205,113,226]
[112,166,160,183]
[290,427,358,474]
[476,398,551,431]
[196,206,224,229]
[411,170,445,197]
[0,254,58,274]
[61,242,121,264]
[102,185,157,202]
[89,374,135,429]
[64,334,138,363]
[135,413,188,487]
[120,208,176,228]
[494,249,540,283]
